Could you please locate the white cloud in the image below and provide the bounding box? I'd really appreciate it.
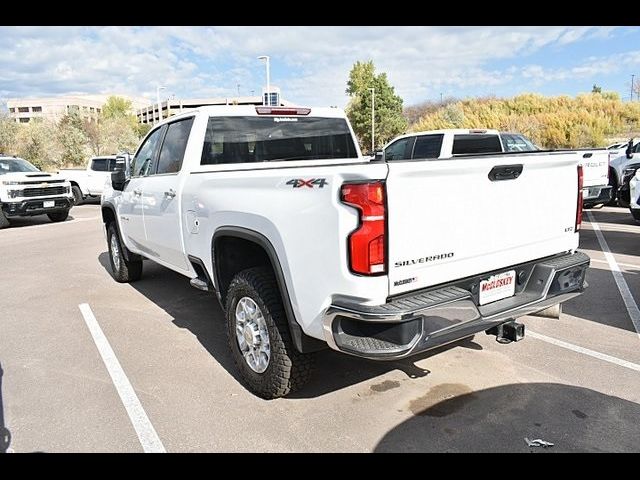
[0,26,628,107]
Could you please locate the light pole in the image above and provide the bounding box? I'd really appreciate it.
[258,55,270,106]
[632,75,635,102]
[155,85,166,124]
[369,87,375,153]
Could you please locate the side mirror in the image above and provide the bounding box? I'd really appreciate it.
[627,140,634,159]
[374,150,384,161]
[111,170,126,191]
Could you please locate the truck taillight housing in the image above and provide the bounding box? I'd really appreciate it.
[576,165,583,231]
[341,182,386,275]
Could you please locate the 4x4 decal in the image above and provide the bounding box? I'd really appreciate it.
[286,178,328,189]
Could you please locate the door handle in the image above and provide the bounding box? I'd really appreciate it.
[164,189,176,199]
[488,164,523,181]
[133,189,142,196]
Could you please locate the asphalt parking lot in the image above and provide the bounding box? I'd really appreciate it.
[1,205,639,452]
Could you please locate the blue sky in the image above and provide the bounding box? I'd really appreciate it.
[1,26,639,108]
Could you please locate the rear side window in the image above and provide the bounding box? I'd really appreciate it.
[452,134,502,155]
[384,137,414,161]
[412,134,444,159]
[156,117,194,174]
[91,158,108,171]
[501,134,538,152]
[201,116,357,165]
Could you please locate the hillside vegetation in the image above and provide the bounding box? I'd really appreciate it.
[408,92,640,149]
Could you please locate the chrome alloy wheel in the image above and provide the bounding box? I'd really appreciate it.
[110,233,121,271]
[235,297,271,373]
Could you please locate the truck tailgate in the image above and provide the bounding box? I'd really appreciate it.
[386,152,580,296]
[579,149,609,188]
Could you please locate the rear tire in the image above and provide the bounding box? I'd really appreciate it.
[0,208,10,229]
[107,222,142,283]
[225,267,314,399]
[47,210,69,223]
[72,186,83,205]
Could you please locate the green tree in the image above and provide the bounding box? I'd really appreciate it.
[102,96,134,119]
[58,112,89,166]
[592,84,602,94]
[15,119,61,170]
[0,114,19,153]
[101,116,141,154]
[345,60,407,152]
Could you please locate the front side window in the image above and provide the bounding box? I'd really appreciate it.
[412,134,444,159]
[201,116,357,165]
[156,117,194,174]
[452,134,503,155]
[384,137,414,161]
[131,127,163,177]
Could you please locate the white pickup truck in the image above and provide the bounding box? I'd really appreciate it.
[630,171,640,222]
[609,138,640,204]
[382,129,612,208]
[0,156,74,228]
[101,106,589,398]
[61,155,127,205]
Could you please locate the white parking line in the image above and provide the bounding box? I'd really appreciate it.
[528,330,640,373]
[79,303,166,453]
[587,211,640,339]
[590,258,640,270]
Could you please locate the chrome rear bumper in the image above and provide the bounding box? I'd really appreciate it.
[323,251,590,359]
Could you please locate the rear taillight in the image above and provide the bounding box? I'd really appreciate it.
[341,182,386,275]
[576,165,583,231]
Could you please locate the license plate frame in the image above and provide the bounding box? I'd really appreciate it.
[479,270,516,306]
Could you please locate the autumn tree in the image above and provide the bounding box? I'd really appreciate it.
[345,61,407,152]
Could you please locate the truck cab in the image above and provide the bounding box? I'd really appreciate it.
[61,154,130,205]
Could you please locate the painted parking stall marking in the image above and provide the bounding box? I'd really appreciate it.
[587,212,640,339]
[79,303,166,453]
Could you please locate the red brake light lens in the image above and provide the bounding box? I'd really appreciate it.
[255,107,311,115]
[341,182,386,275]
[576,165,583,231]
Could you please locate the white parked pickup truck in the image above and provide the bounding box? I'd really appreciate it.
[382,129,612,207]
[630,170,640,222]
[609,138,640,204]
[61,154,129,205]
[101,106,589,398]
[0,156,73,228]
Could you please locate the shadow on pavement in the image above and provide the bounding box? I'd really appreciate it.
[0,362,11,453]
[374,382,640,452]
[562,264,640,334]
[98,252,482,398]
[5,214,76,229]
[585,207,638,226]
